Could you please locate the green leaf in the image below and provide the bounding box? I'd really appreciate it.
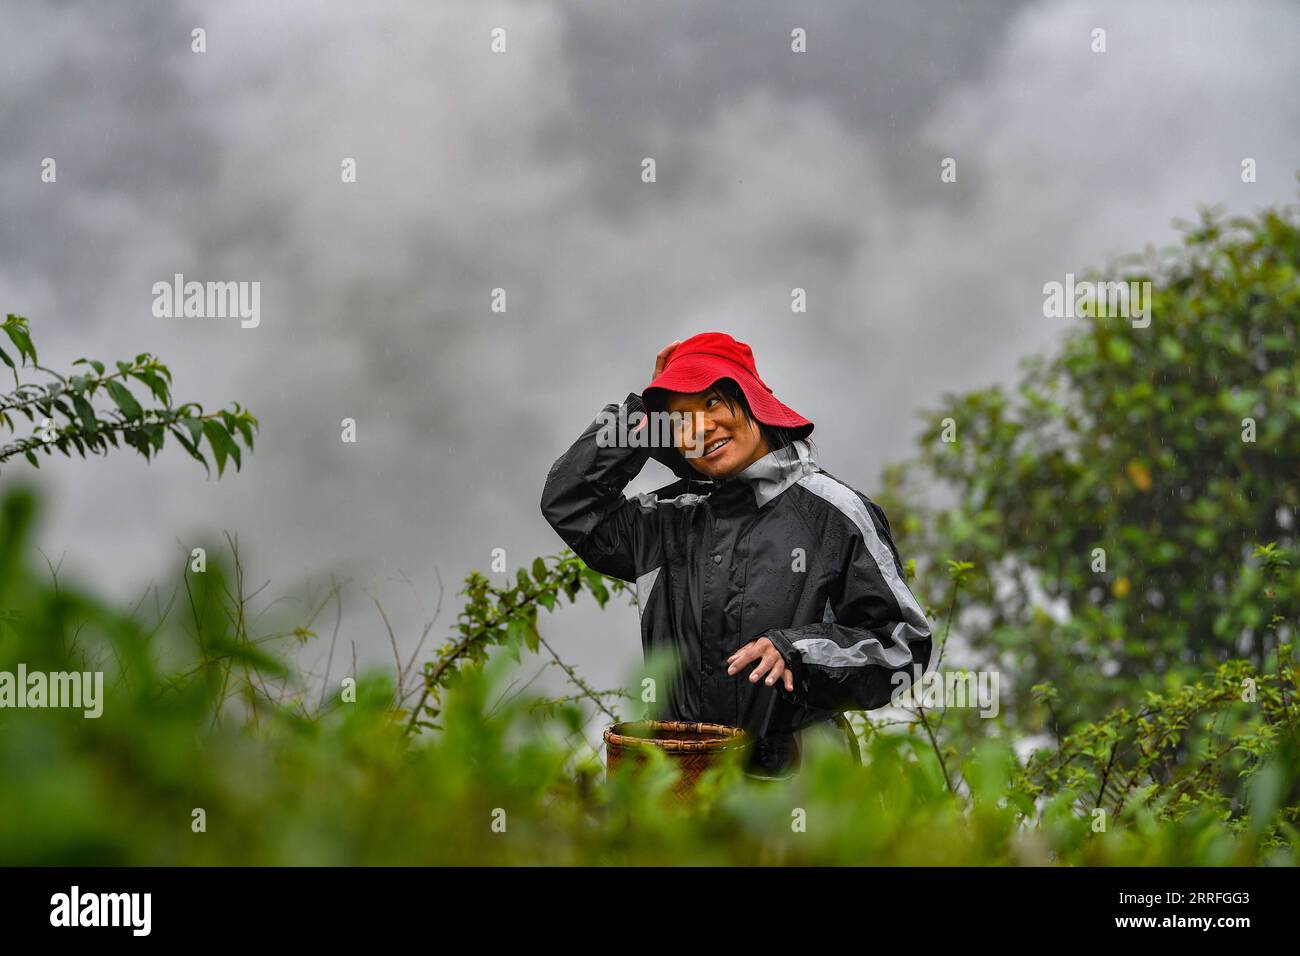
[234,417,254,451]
[132,368,170,405]
[580,567,609,608]
[123,427,152,461]
[2,322,36,365]
[171,428,211,476]
[0,345,15,387]
[511,605,540,653]
[205,636,291,680]
[503,633,522,663]
[1105,337,1133,365]
[144,422,164,452]
[71,394,98,435]
[202,419,240,476]
[105,380,143,421]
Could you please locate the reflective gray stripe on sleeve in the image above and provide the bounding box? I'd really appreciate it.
[792,624,913,669]
[791,473,931,668]
[635,565,661,620]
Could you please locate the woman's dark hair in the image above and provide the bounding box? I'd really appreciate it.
[651,377,816,461]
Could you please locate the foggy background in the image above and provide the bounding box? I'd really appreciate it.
[2,0,1297,705]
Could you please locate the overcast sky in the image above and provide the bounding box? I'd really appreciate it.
[2,0,1297,706]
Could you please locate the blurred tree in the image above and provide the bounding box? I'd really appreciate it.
[876,200,1300,735]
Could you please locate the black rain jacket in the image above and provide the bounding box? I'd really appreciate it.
[540,391,933,777]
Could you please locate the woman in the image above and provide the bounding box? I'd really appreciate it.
[540,332,933,779]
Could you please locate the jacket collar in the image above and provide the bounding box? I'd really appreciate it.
[704,439,820,509]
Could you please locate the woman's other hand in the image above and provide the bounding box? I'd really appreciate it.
[727,637,795,693]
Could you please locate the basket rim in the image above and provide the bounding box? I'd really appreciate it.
[604,719,749,752]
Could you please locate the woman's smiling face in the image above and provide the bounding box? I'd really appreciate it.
[663,386,771,479]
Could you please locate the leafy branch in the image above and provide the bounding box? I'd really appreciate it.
[1016,652,1298,834]
[907,559,975,796]
[0,312,256,477]
[403,552,632,735]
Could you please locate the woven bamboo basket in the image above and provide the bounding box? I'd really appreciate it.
[604,720,749,802]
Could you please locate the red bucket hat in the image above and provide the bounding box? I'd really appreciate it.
[642,332,814,442]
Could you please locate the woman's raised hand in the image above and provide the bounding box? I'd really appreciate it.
[652,340,682,380]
